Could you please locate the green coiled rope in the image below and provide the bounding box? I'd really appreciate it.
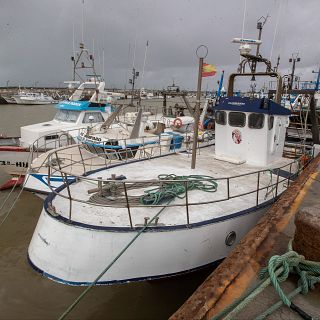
[211,241,320,320]
[139,174,218,205]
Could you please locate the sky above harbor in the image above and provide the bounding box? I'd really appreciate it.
[0,0,319,90]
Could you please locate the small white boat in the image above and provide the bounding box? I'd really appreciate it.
[13,92,56,105]
[23,107,215,195]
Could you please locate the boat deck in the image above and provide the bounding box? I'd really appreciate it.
[50,145,297,228]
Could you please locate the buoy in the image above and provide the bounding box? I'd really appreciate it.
[0,176,24,191]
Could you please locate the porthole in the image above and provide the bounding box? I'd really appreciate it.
[225,231,236,246]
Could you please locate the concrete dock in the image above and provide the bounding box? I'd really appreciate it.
[171,155,320,320]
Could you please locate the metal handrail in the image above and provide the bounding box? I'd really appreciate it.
[44,143,314,226]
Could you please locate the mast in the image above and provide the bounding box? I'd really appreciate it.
[140,40,149,95]
[217,70,225,97]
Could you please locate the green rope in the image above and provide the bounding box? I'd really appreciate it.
[211,241,320,320]
[140,174,218,205]
[59,174,217,319]
[58,201,171,320]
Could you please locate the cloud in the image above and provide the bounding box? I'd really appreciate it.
[0,0,319,89]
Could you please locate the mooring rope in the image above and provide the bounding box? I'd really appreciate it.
[59,174,218,319]
[58,201,170,320]
[89,174,218,206]
[0,151,33,229]
[140,174,218,205]
[211,241,320,320]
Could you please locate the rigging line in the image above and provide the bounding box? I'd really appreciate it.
[124,43,131,90]
[72,23,75,61]
[269,0,282,63]
[81,0,85,44]
[241,0,247,39]
[140,40,149,90]
[0,152,33,229]
[58,202,171,320]
[132,33,138,70]
[240,0,247,63]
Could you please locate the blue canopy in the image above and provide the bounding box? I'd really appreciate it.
[56,100,107,112]
[215,97,291,116]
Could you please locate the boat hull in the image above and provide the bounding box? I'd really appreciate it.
[28,200,268,285]
[0,148,31,174]
[13,97,55,105]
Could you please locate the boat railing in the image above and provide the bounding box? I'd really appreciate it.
[35,132,213,174]
[45,143,315,227]
[29,127,86,162]
[28,127,214,176]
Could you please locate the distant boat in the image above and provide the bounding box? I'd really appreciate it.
[1,95,17,104]
[13,91,56,105]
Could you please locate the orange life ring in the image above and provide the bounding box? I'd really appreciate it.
[173,118,183,128]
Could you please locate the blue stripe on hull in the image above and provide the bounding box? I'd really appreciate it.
[27,253,223,286]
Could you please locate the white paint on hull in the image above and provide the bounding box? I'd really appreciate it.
[0,150,31,173]
[28,204,267,284]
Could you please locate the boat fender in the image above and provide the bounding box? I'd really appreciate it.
[173,118,183,128]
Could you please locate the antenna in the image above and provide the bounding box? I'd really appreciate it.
[132,33,137,69]
[241,0,247,39]
[140,40,149,90]
[102,48,105,81]
[81,0,85,43]
[124,43,131,90]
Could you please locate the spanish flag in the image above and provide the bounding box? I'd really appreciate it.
[202,63,217,77]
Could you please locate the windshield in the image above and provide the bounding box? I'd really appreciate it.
[54,110,81,122]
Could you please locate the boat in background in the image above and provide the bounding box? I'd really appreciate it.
[1,95,17,104]
[0,42,115,175]
[13,92,56,105]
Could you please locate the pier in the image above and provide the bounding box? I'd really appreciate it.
[171,154,320,320]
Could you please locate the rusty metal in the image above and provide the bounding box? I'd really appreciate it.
[170,154,320,320]
[191,56,204,169]
[227,72,282,104]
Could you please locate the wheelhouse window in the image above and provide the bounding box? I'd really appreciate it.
[268,115,274,130]
[248,113,265,129]
[228,112,246,127]
[215,111,226,125]
[54,110,80,123]
[44,134,59,141]
[83,112,105,123]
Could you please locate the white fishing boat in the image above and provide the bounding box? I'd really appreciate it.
[0,43,116,175]
[27,36,319,285]
[0,82,112,174]
[27,92,316,285]
[23,107,215,195]
[13,92,56,105]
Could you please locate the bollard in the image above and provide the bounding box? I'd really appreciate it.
[293,206,320,261]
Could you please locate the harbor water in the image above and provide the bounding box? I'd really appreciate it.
[0,103,216,320]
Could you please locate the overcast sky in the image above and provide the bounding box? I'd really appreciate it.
[0,0,319,90]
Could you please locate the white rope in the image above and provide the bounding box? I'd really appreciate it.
[269,0,282,63]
